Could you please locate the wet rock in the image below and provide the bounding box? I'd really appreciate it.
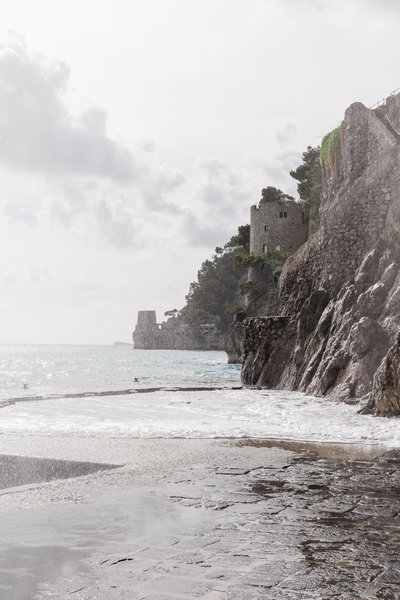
[241,317,290,386]
[363,333,400,416]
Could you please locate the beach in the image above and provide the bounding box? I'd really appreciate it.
[1,348,400,598]
[1,434,399,599]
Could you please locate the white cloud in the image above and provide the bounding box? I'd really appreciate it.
[94,197,140,248]
[0,35,135,182]
[275,121,298,145]
[181,212,230,249]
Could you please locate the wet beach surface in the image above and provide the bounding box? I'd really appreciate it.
[0,438,400,599]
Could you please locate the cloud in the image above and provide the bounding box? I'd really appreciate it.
[194,156,248,211]
[26,265,52,284]
[4,201,37,226]
[138,162,186,214]
[173,156,253,249]
[0,35,136,182]
[181,213,229,248]
[139,140,156,153]
[197,157,227,177]
[94,198,140,248]
[0,35,264,256]
[275,121,297,145]
[250,144,302,195]
[0,36,192,249]
[263,0,400,13]
[158,166,186,193]
[345,0,400,12]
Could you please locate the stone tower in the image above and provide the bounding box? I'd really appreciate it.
[132,310,161,349]
[250,200,308,255]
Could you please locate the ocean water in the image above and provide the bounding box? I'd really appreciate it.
[0,344,399,448]
[0,345,241,399]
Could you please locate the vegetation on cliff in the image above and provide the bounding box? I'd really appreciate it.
[179,224,289,334]
[259,186,294,205]
[320,123,344,180]
[290,145,322,234]
[180,247,246,332]
[234,249,289,271]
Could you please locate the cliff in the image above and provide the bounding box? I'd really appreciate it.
[242,95,400,416]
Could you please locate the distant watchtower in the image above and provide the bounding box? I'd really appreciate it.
[133,310,161,349]
[250,199,308,255]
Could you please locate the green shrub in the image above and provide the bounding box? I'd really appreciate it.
[320,122,343,176]
[239,281,258,296]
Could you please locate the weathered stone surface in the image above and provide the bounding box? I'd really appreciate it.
[241,317,290,386]
[242,96,400,415]
[250,199,308,255]
[363,333,400,416]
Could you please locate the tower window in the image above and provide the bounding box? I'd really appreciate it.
[275,244,280,251]
[262,244,268,253]
[279,211,288,218]
[264,225,270,231]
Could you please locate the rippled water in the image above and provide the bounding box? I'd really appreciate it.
[0,345,241,399]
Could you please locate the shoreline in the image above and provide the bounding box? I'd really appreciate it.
[0,433,389,465]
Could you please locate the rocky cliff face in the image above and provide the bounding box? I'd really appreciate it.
[242,98,400,416]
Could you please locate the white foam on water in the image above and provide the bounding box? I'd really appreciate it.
[1,388,399,447]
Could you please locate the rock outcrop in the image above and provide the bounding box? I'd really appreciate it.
[242,96,400,415]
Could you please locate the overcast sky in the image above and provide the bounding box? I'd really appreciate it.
[1,0,399,343]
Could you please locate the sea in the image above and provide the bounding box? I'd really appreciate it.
[0,344,399,447]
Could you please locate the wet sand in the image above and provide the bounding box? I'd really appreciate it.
[0,436,399,599]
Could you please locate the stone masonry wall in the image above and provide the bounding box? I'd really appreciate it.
[250,200,308,256]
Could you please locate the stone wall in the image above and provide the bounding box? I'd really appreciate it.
[242,95,400,416]
[132,311,227,352]
[250,200,308,256]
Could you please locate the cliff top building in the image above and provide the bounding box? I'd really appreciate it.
[250,198,308,256]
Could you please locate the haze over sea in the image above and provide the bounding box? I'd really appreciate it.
[1,344,400,448]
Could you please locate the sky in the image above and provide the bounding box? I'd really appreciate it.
[1,0,400,344]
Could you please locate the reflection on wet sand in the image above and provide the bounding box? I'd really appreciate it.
[0,439,399,598]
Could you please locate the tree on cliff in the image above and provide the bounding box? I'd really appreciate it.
[290,145,322,234]
[223,224,250,254]
[178,224,252,332]
[181,251,245,332]
[260,186,294,205]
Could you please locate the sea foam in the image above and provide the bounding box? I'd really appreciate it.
[0,388,399,448]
